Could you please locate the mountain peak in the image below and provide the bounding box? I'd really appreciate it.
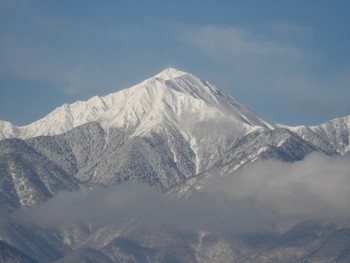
[0,68,273,140]
[153,67,187,80]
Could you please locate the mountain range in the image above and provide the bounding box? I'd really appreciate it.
[0,68,350,262]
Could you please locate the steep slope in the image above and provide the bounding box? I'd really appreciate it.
[0,68,272,141]
[0,68,276,186]
[0,240,39,263]
[0,121,20,140]
[0,138,80,212]
[169,128,321,197]
[285,115,350,156]
[0,223,70,263]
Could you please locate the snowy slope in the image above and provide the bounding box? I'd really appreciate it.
[0,68,278,210]
[0,121,20,140]
[281,115,350,155]
[0,68,273,141]
[2,68,350,263]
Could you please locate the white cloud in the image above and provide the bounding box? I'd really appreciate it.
[204,152,350,224]
[181,23,350,125]
[269,21,313,38]
[10,153,350,234]
[188,25,300,57]
[64,64,83,95]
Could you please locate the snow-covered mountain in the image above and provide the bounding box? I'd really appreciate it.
[1,68,349,209]
[1,68,350,262]
[1,68,349,157]
[282,115,350,155]
[0,68,272,141]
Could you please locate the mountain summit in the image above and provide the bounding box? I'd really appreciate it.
[153,67,187,80]
[0,68,272,140]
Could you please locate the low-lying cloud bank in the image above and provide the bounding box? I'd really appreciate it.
[12,152,350,233]
[205,152,350,226]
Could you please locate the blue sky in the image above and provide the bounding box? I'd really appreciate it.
[1,0,350,126]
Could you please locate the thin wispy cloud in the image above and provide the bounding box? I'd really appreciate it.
[289,100,323,114]
[269,21,313,39]
[64,65,83,95]
[178,22,350,125]
[188,25,301,58]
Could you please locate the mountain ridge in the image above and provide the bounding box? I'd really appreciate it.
[1,68,349,202]
[0,68,272,141]
[1,68,350,262]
